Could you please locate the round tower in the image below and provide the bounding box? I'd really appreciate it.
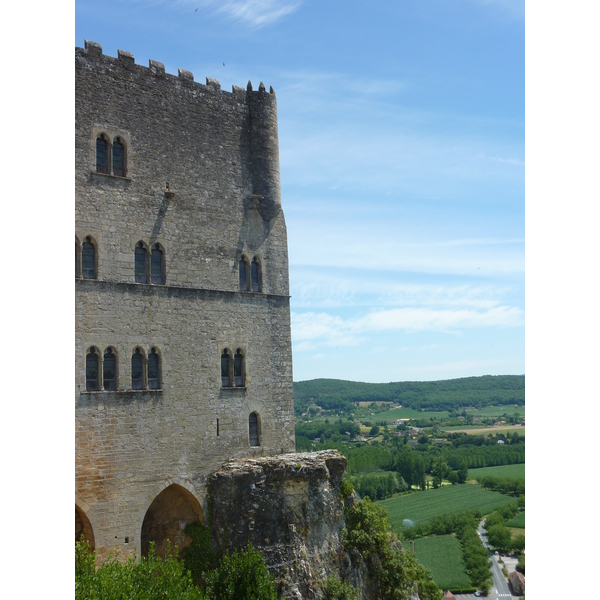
[246,82,282,221]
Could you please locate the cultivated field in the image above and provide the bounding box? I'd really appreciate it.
[468,464,525,480]
[378,485,516,530]
[412,535,471,591]
[441,425,525,435]
[506,511,525,528]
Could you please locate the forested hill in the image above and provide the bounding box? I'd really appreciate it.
[293,375,525,415]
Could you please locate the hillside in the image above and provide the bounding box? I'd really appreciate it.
[293,375,524,415]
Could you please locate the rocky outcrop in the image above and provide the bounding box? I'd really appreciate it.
[208,450,360,599]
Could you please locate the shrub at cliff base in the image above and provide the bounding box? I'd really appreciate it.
[204,542,277,600]
[75,538,204,600]
[342,498,441,600]
[322,576,360,600]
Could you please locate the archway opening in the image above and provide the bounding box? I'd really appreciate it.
[141,484,204,558]
[75,505,95,551]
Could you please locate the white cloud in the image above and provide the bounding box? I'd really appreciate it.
[188,0,301,26]
[291,305,523,348]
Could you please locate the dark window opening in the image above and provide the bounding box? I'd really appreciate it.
[82,238,96,279]
[249,413,259,447]
[132,349,144,390]
[217,419,220,437]
[103,348,116,391]
[96,136,109,174]
[86,350,98,391]
[239,259,248,291]
[113,139,125,177]
[151,245,163,285]
[135,243,147,283]
[75,241,79,277]
[221,351,231,387]
[251,258,260,292]
[147,349,159,390]
[234,350,244,387]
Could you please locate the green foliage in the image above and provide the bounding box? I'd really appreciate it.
[506,510,525,528]
[369,425,380,437]
[75,538,205,600]
[477,476,525,496]
[183,521,220,585]
[486,524,513,552]
[342,498,441,600]
[516,553,525,574]
[321,577,359,600]
[349,471,407,501]
[340,478,355,498]
[204,543,277,600]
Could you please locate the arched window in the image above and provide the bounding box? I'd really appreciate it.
[131,347,144,390]
[86,348,99,391]
[249,412,260,447]
[234,350,244,387]
[251,257,260,292]
[151,244,164,285]
[103,347,116,391]
[221,350,231,387]
[239,258,249,291]
[135,242,147,283]
[96,135,109,174]
[82,237,96,279]
[147,348,160,390]
[112,138,125,177]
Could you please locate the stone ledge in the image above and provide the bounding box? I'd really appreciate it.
[90,171,132,182]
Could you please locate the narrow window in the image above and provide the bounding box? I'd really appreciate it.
[239,259,248,291]
[86,348,99,391]
[103,348,116,391]
[221,350,231,387]
[112,138,125,177]
[82,237,96,279]
[217,419,220,437]
[147,348,160,390]
[251,258,260,292]
[131,348,144,390]
[234,350,244,387]
[96,136,109,174]
[249,413,259,447]
[151,244,163,285]
[135,242,147,283]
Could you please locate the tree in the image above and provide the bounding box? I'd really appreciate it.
[431,456,448,488]
[369,425,380,436]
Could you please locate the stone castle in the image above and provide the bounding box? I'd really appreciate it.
[75,40,296,561]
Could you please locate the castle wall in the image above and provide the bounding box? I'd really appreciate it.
[75,42,294,560]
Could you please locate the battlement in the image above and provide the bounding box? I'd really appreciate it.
[80,40,276,98]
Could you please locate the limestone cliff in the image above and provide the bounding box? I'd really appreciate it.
[207,450,400,599]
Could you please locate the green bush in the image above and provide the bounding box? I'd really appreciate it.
[75,537,205,600]
[204,543,277,600]
[183,521,220,586]
[322,577,359,600]
[342,498,441,600]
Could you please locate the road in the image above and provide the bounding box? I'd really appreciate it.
[455,520,513,600]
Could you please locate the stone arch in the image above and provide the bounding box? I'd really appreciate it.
[75,503,96,551]
[140,483,204,558]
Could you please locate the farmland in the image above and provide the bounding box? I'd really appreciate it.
[468,464,525,480]
[378,485,516,531]
[412,535,471,591]
[506,511,525,528]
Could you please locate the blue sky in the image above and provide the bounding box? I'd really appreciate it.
[76,0,524,383]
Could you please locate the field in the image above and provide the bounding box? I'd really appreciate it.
[441,425,525,436]
[411,535,471,591]
[506,511,525,528]
[378,484,516,530]
[468,464,525,480]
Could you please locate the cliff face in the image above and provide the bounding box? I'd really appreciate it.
[208,450,369,599]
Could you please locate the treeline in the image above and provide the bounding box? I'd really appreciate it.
[485,503,525,554]
[348,472,408,501]
[293,375,524,414]
[402,511,491,593]
[477,476,525,496]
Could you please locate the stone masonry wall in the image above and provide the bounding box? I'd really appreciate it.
[75,42,294,561]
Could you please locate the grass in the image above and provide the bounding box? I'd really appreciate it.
[378,484,516,530]
[506,511,525,528]
[410,535,471,591]
[468,464,525,480]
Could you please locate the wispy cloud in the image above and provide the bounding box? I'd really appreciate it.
[292,305,523,349]
[175,0,301,27]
